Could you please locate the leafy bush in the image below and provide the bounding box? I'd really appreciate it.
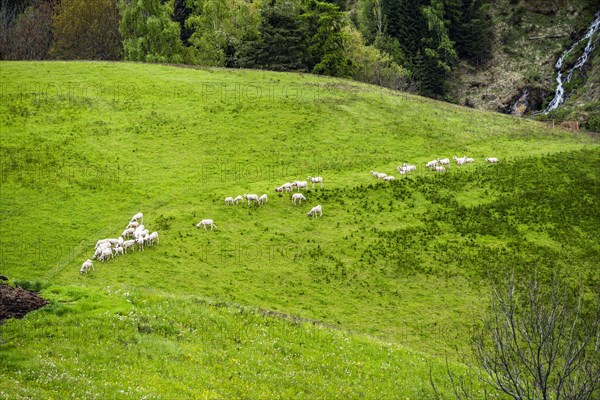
[585,112,600,132]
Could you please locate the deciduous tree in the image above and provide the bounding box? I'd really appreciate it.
[119,0,187,63]
[50,0,122,60]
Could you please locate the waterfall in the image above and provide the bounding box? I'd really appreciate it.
[543,11,600,114]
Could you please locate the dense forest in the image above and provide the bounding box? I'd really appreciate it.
[1,0,598,123]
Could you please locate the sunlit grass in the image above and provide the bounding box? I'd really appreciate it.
[0,61,598,398]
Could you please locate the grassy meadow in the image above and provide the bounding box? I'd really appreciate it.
[1,61,599,398]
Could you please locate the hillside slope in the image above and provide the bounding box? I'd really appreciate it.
[453,0,599,123]
[0,61,598,398]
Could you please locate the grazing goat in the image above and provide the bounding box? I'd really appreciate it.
[233,195,243,204]
[136,236,145,251]
[243,194,259,205]
[123,239,136,253]
[371,171,387,179]
[486,157,499,163]
[307,176,323,188]
[225,196,234,206]
[130,212,143,224]
[426,160,438,169]
[126,221,139,229]
[292,181,309,191]
[197,219,217,230]
[437,158,450,166]
[453,156,467,165]
[383,175,396,181]
[99,247,113,262]
[275,182,293,192]
[133,225,145,238]
[307,204,323,217]
[292,193,307,205]
[258,194,268,205]
[398,163,416,173]
[434,165,446,173]
[122,228,135,238]
[147,232,159,246]
[80,259,94,273]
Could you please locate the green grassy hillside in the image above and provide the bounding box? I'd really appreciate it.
[1,61,598,398]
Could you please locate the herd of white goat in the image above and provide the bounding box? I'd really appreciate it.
[371,156,498,181]
[80,212,159,273]
[82,156,498,273]
[196,177,325,234]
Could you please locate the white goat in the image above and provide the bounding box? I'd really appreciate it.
[123,239,136,253]
[293,181,309,191]
[383,175,396,181]
[292,193,307,205]
[233,195,243,204]
[80,259,94,273]
[130,212,143,224]
[426,160,438,169]
[258,194,268,205]
[114,245,125,256]
[99,247,113,262]
[126,220,139,229]
[225,196,234,206]
[371,171,387,179]
[453,156,467,165]
[307,176,323,188]
[399,163,417,173]
[275,182,293,192]
[133,225,145,238]
[466,157,475,163]
[95,239,111,249]
[122,228,135,238]
[307,204,323,218]
[434,165,446,173]
[486,157,499,163]
[136,235,145,251]
[197,219,217,230]
[438,158,450,166]
[243,194,259,205]
[147,231,159,246]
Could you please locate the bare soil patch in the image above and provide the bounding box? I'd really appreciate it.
[0,283,48,323]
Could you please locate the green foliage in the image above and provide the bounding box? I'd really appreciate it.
[360,0,492,96]
[343,25,410,89]
[354,0,385,43]
[50,0,122,60]
[586,112,600,132]
[185,0,259,67]
[119,0,187,63]
[303,0,354,77]
[0,0,55,60]
[420,0,458,96]
[237,0,309,71]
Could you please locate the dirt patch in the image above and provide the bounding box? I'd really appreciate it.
[0,283,48,323]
